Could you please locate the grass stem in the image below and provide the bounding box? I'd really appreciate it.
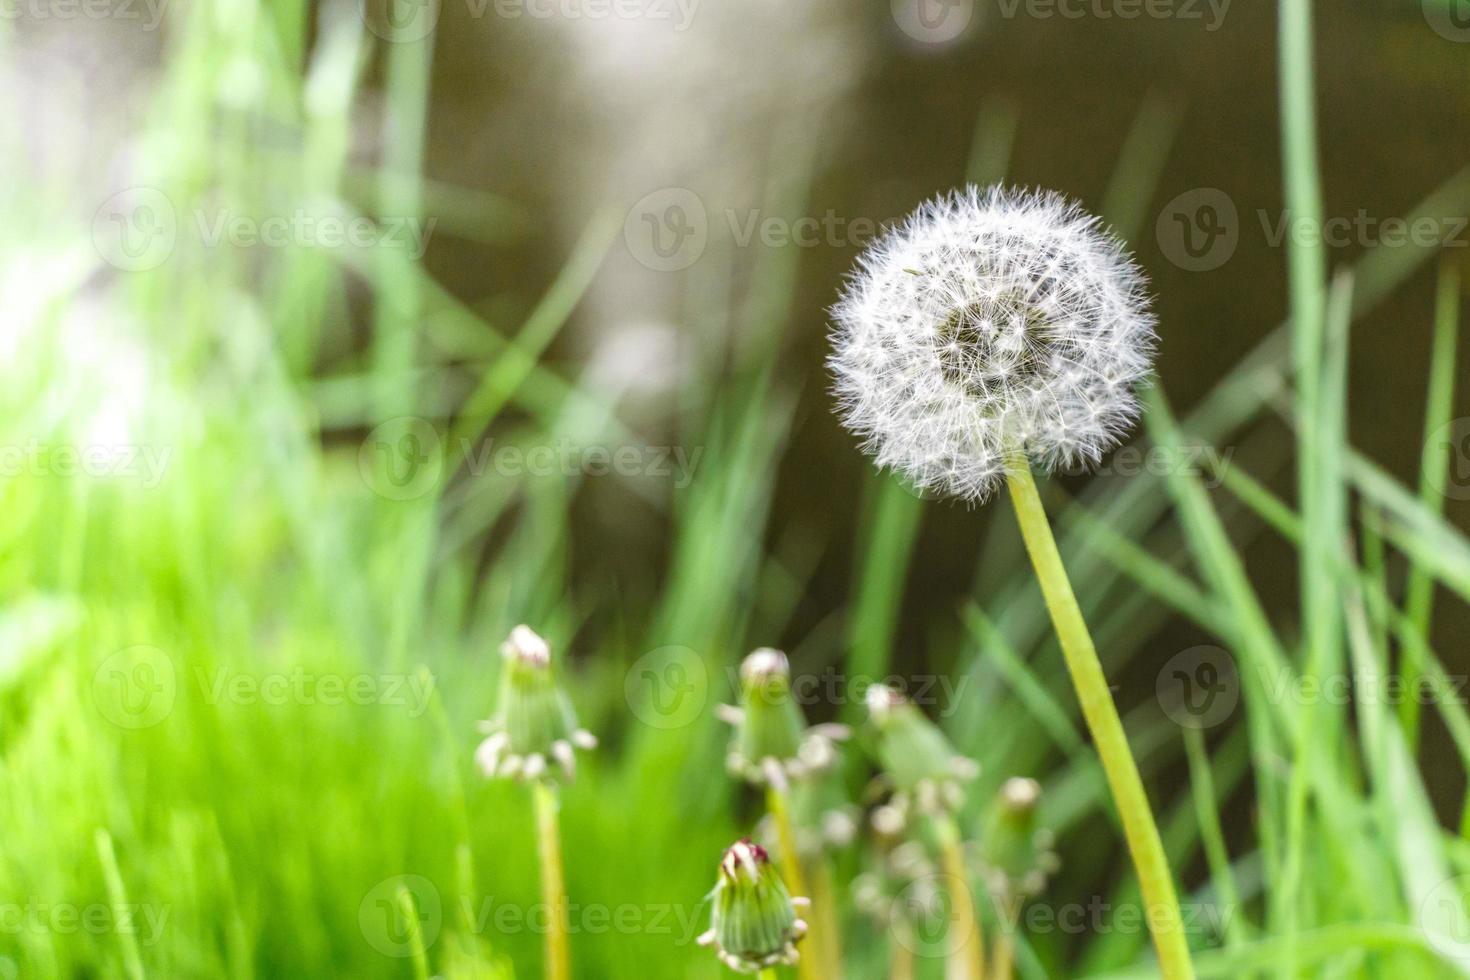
[533,780,571,980]
[1004,453,1194,980]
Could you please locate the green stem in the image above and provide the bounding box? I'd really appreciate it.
[808,857,845,978]
[937,816,986,980]
[1004,454,1194,980]
[533,781,570,980]
[766,786,820,980]
[758,970,780,980]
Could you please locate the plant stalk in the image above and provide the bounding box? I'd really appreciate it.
[1004,453,1194,979]
[533,780,571,980]
[808,857,845,977]
[766,785,820,980]
[937,815,985,980]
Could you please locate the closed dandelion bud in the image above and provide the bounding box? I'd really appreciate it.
[979,777,1058,900]
[829,185,1156,502]
[865,684,977,824]
[475,625,597,783]
[698,839,809,973]
[720,648,848,789]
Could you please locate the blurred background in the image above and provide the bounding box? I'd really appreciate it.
[3,0,1470,976]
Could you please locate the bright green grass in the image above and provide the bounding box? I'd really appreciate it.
[3,1,1470,978]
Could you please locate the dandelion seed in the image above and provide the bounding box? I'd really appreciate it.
[829,185,1155,502]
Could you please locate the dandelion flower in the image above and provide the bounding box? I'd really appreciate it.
[698,839,809,974]
[718,648,849,789]
[829,185,1155,502]
[476,625,597,783]
[827,188,1194,978]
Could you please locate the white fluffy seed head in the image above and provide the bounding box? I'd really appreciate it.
[829,186,1156,502]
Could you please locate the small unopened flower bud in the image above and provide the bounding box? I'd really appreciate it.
[475,625,597,783]
[979,776,1059,900]
[864,684,977,827]
[721,648,848,789]
[698,839,808,973]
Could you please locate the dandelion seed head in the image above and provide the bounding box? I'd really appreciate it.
[829,186,1156,502]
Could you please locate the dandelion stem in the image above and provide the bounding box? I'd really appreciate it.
[891,937,917,980]
[532,780,571,980]
[937,815,986,980]
[765,785,820,980]
[992,933,1015,980]
[808,857,845,977]
[1004,452,1194,979]
[758,970,780,980]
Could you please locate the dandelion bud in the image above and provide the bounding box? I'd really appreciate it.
[865,684,977,825]
[698,839,808,973]
[721,648,848,788]
[979,777,1059,900]
[475,625,597,783]
[830,186,1156,502]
